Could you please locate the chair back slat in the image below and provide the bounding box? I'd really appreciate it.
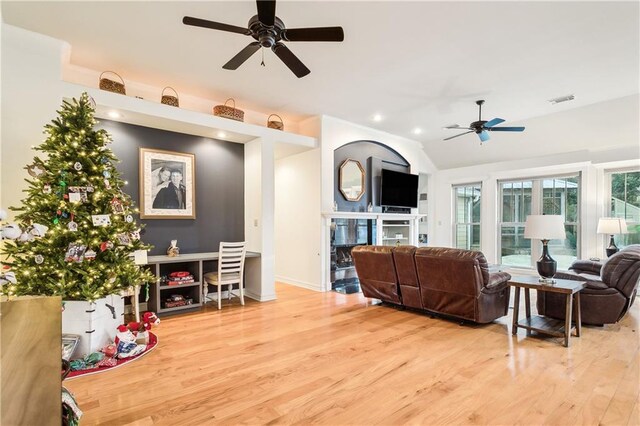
[218,241,247,283]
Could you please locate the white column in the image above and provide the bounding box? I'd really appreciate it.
[244,138,276,301]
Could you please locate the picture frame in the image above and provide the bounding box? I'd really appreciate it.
[139,148,196,219]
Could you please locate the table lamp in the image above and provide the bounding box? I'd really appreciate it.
[524,215,566,283]
[597,218,627,257]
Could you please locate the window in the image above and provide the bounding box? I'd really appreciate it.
[608,170,640,246]
[453,183,481,250]
[499,175,580,270]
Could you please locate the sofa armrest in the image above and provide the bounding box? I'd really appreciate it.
[484,271,511,294]
[569,260,602,276]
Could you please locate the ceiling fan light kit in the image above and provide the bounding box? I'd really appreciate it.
[443,100,526,143]
[183,0,344,78]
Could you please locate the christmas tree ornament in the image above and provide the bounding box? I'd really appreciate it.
[110,198,125,214]
[125,214,133,223]
[34,254,44,264]
[1,223,22,240]
[84,249,97,261]
[86,186,95,193]
[27,164,45,178]
[104,179,111,190]
[99,241,114,252]
[116,233,131,245]
[74,162,83,171]
[59,180,67,188]
[68,221,78,232]
[29,223,49,237]
[103,170,111,179]
[91,214,111,227]
[64,242,87,263]
[130,229,141,241]
[18,231,34,242]
[43,184,52,194]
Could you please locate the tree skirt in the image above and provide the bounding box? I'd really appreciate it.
[65,332,158,380]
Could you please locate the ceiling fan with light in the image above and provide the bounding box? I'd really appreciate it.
[444,100,525,142]
[183,0,344,78]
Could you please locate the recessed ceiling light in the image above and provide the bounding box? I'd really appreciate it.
[107,111,121,118]
[372,114,383,122]
[217,131,227,139]
[413,128,422,135]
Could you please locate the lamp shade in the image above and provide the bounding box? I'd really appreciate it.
[597,218,627,235]
[524,215,566,240]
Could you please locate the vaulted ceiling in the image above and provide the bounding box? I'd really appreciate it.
[2,1,639,169]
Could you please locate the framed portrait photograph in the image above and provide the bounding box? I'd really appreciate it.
[139,148,196,219]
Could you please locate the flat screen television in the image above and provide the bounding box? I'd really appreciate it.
[380,169,419,208]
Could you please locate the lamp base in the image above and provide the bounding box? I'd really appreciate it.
[606,235,619,258]
[537,239,557,280]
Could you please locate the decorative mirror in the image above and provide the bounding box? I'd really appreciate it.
[339,159,365,201]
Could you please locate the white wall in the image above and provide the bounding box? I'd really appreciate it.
[1,25,68,215]
[275,148,322,290]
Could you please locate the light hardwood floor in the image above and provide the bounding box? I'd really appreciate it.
[66,283,640,425]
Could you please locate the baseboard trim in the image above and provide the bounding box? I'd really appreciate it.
[275,275,323,292]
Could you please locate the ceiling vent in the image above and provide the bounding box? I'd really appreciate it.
[548,94,575,104]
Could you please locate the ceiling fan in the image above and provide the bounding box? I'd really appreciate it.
[444,100,525,142]
[183,0,344,78]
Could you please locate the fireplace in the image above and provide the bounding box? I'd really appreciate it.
[330,218,376,294]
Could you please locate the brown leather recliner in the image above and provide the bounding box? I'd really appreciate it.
[351,245,402,305]
[414,247,511,323]
[537,245,640,325]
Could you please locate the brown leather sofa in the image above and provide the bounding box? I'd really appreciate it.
[352,245,512,323]
[537,245,640,325]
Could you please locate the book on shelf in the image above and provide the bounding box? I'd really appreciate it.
[166,279,195,286]
[164,298,194,308]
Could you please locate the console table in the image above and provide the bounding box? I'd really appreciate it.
[509,275,586,347]
[147,251,260,316]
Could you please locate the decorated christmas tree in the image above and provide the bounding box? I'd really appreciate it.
[1,93,154,301]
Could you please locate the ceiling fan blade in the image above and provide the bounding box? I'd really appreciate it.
[488,126,526,132]
[444,124,472,130]
[272,43,310,78]
[484,117,505,128]
[256,0,276,26]
[283,27,345,42]
[443,131,474,141]
[478,130,490,142]
[183,16,250,35]
[223,42,261,70]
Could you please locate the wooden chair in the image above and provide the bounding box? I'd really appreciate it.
[203,242,247,310]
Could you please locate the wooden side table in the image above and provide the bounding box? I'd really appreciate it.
[509,275,586,347]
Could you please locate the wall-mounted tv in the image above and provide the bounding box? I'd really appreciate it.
[380,169,419,208]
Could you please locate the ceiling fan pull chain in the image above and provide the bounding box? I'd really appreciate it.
[261,48,266,67]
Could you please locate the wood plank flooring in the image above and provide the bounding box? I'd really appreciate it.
[65,283,640,425]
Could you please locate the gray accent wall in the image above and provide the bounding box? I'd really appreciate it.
[99,120,244,255]
[334,140,409,212]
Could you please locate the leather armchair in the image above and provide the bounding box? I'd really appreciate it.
[413,247,511,323]
[351,245,402,305]
[537,245,640,325]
